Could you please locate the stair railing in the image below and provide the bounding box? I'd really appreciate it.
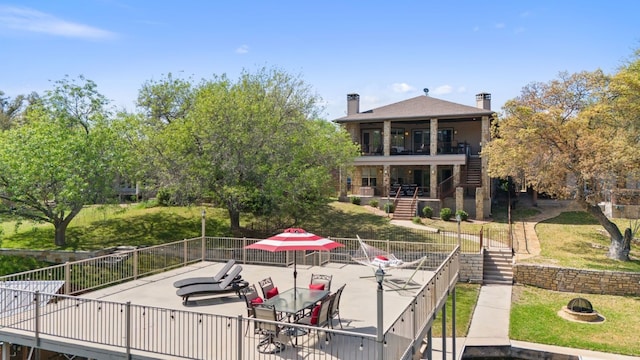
[410,187,419,217]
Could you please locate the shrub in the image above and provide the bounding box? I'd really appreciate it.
[440,207,452,221]
[156,188,172,206]
[369,199,379,208]
[384,202,395,213]
[455,210,469,221]
[422,206,433,218]
[351,196,361,205]
[412,216,422,224]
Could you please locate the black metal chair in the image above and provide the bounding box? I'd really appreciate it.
[241,285,261,335]
[258,277,276,299]
[254,304,289,354]
[309,273,332,291]
[296,293,335,346]
[330,284,346,328]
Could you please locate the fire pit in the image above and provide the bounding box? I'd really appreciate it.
[559,297,604,323]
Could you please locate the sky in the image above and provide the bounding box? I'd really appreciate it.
[1,1,639,120]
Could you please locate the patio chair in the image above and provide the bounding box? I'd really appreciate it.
[176,265,248,304]
[241,284,262,335]
[254,304,291,354]
[309,273,332,291]
[329,284,346,329]
[172,259,238,288]
[296,292,335,345]
[259,277,277,299]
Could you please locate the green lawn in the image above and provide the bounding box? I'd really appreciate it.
[529,211,640,272]
[431,283,480,337]
[511,285,640,356]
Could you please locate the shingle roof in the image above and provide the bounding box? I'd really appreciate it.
[334,95,494,123]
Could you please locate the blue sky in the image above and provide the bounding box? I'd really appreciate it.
[1,1,638,120]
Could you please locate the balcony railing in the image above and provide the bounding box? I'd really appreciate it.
[360,142,472,156]
[0,237,460,359]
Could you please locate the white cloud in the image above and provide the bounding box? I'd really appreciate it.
[0,6,115,39]
[514,26,525,34]
[456,86,467,93]
[473,26,480,32]
[495,23,505,29]
[235,44,249,54]
[432,85,453,95]
[391,82,414,93]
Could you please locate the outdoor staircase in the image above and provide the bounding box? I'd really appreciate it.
[483,249,514,285]
[465,157,482,188]
[392,198,417,220]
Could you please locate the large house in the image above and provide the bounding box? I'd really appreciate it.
[334,91,495,220]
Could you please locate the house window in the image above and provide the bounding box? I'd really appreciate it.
[413,130,430,152]
[361,167,378,187]
[390,128,405,151]
[438,128,454,153]
[362,129,382,154]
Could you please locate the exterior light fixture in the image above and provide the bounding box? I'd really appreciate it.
[375,266,385,290]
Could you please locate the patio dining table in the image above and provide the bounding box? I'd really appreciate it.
[263,287,329,321]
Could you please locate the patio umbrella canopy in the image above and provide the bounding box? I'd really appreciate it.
[244,228,343,298]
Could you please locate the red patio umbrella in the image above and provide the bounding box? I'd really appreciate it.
[244,228,343,298]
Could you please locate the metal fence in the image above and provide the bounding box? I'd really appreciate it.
[0,236,460,359]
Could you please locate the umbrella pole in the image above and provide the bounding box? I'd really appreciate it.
[293,252,297,300]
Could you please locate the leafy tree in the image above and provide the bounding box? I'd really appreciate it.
[484,62,640,261]
[136,68,358,229]
[0,76,126,247]
[0,90,30,130]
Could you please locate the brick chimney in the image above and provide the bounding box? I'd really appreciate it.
[475,93,491,110]
[347,93,360,115]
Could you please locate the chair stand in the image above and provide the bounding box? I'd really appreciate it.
[257,335,286,354]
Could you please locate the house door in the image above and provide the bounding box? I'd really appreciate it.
[439,167,453,194]
[413,170,428,196]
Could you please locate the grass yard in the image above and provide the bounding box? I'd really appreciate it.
[0,204,226,250]
[530,211,640,272]
[511,285,640,356]
[430,283,481,337]
[0,201,482,250]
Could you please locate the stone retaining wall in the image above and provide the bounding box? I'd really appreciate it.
[459,253,483,283]
[514,263,640,296]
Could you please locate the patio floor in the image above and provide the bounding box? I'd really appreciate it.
[84,260,435,336]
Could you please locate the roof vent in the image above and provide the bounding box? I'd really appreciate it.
[423,88,429,96]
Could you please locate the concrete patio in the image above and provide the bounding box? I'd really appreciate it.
[84,260,434,336]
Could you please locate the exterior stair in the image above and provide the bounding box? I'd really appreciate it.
[465,157,482,187]
[483,249,513,285]
[392,198,417,220]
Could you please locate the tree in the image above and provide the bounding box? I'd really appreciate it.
[484,65,640,261]
[0,76,125,247]
[136,68,358,229]
[0,90,27,130]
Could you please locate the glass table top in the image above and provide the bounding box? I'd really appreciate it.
[262,287,329,315]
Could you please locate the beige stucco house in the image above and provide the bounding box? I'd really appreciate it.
[334,91,495,220]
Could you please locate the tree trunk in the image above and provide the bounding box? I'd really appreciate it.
[229,209,240,230]
[609,227,632,261]
[53,206,83,248]
[581,201,630,261]
[54,221,68,247]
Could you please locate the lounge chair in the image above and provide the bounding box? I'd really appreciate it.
[176,265,248,304]
[173,259,238,288]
